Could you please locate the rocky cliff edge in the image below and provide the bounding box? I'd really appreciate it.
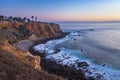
[0,20,65,80]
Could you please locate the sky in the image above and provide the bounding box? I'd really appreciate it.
[1,0,120,22]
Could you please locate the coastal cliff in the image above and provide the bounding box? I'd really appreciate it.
[26,22,62,38]
[0,20,65,80]
[0,21,63,39]
[0,20,93,80]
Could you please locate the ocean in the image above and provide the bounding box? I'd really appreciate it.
[34,22,120,80]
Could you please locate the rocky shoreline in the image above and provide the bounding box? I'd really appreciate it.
[28,31,106,80]
[14,32,92,80]
[27,32,96,80]
[30,48,92,80]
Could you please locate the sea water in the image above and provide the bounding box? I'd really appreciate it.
[34,22,120,80]
[57,22,120,80]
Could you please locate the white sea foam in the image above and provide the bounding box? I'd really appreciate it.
[70,32,81,36]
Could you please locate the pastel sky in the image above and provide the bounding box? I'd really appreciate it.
[1,0,120,22]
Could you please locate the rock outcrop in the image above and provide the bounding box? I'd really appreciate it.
[0,48,65,80]
[25,22,63,38]
[0,21,63,39]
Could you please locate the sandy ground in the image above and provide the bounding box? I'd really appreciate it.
[13,38,45,51]
[13,40,33,51]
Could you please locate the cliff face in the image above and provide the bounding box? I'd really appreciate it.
[0,48,65,80]
[0,21,65,80]
[0,21,63,39]
[1,40,41,71]
[25,22,63,38]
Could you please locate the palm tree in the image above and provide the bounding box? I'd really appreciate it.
[31,16,34,21]
[27,19,30,22]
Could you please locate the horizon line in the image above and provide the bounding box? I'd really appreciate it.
[58,20,120,23]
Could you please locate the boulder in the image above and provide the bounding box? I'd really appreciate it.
[77,62,89,67]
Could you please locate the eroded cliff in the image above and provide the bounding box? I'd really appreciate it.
[26,22,63,38]
[0,20,65,80]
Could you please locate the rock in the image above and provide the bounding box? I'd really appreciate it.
[0,49,65,80]
[74,38,76,41]
[81,49,84,52]
[53,48,61,53]
[40,58,87,80]
[77,62,89,67]
[95,73,104,80]
[102,64,106,67]
[88,77,95,80]
[89,29,94,31]
[25,22,63,38]
[0,21,64,42]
